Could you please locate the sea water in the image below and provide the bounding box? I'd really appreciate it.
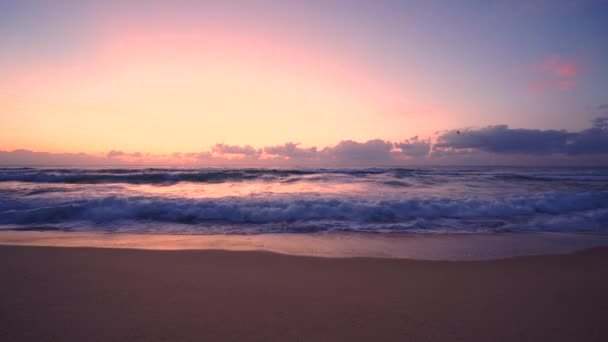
[1,166,607,235]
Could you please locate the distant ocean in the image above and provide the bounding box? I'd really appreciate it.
[1,167,607,235]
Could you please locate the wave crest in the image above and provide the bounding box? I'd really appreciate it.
[1,192,606,233]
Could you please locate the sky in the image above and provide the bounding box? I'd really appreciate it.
[1,0,607,165]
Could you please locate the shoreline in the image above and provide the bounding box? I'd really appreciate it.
[1,230,608,260]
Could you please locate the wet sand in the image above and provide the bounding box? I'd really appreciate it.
[2,230,608,260]
[1,245,607,341]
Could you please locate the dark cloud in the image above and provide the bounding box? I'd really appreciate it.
[211,143,261,156]
[434,125,568,154]
[434,117,608,155]
[263,142,317,159]
[566,118,608,155]
[592,117,608,129]
[395,136,431,157]
[321,139,393,164]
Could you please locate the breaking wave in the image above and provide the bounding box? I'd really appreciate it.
[1,191,607,234]
[1,166,607,234]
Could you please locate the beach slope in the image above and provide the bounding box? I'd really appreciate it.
[1,245,607,341]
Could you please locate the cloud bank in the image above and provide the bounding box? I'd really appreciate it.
[434,119,608,155]
[2,117,607,166]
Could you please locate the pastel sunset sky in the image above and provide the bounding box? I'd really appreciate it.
[1,0,607,165]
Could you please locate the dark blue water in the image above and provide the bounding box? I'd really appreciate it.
[1,167,607,234]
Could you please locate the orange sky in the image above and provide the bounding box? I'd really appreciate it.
[1,18,446,154]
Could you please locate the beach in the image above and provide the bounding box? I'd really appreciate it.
[2,243,607,341]
[1,167,607,341]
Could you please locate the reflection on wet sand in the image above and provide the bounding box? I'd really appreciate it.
[1,230,608,260]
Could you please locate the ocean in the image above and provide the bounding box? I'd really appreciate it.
[1,166,607,235]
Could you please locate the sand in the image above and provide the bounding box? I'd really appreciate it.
[3,230,608,260]
[1,245,607,341]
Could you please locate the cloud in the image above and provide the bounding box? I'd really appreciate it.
[539,55,580,78]
[186,151,214,161]
[567,117,608,155]
[395,136,431,157]
[526,54,581,93]
[434,125,568,154]
[107,150,143,158]
[263,142,317,159]
[2,117,608,166]
[320,139,394,164]
[592,116,608,129]
[211,143,261,157]
[434,117,608,155]
[107,150,125,158]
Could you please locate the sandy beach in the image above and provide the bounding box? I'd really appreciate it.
[2,244,607,342]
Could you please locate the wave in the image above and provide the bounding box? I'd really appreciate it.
[1,192,607,233]
[0,168,406,184]
[2,167,607,185]
[495,172,608,182]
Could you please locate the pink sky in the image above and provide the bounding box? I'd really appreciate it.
[1,0,606,164]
